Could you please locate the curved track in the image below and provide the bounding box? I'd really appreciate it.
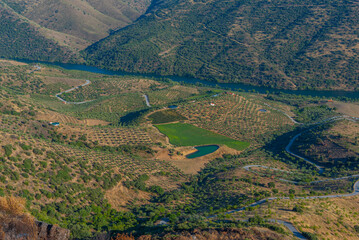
[55,80,93,104]
[143,94,151,107]
[217,114,359,239]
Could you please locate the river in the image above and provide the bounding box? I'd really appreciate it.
[17,59,359,99]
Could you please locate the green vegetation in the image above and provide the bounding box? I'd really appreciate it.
[0,7,73,62]
[1,61,359,239]
[156,123,249,151]
[292,121,359,176]
[178,93,294,145]
[148,110,187,124]
[84,0,359,91]
[294,105,336,123]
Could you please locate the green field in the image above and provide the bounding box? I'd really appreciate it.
[155,123,250,151]
[148,110,187,124]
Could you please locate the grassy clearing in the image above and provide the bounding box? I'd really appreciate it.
[148,110,187,124]
[155,123,250,151]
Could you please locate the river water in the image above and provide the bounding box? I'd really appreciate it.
[18,59,359,99]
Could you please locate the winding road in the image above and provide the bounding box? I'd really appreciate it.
[143,94,151,107]
[216,112,359,239]
[55,80,93,104]
[264,103,301,124]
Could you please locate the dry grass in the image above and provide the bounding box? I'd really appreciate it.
[36,110,110,126]
[0,59,27,66]
[40,76,86,87]
[330,119,359,138]
[112,233,135,240]
[327,101,359,118]
[105,182,152,211]
[250,196,359,240]
[57,125,152,146]
[15,0,151,44]
[0,197,37,240]
[111,228,291,240]
[158,145,240,174]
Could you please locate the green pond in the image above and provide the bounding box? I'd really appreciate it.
[186,145,219,159]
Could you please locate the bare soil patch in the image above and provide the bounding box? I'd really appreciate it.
[36,110,109,126]
[105,182,151,211]
[158,145,240,174]
[0,59,27,66]
[327,101,359,118]
[41,76,87,87]
[248,196,359,240]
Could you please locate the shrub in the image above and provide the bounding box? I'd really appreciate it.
[293,204,304,213]
[302,232,318,240]
[3,144,13,157]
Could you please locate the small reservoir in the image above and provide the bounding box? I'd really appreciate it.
[186,145,219,159]
[168,105,178,109]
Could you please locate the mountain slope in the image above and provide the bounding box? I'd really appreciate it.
[84,0,359,90]
[0,4,73,62]
[0,0,151,51]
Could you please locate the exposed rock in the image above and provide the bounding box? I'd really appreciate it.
[36,221,70,240]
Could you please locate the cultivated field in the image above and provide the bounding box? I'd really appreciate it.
[156,122,250,151]
[146,85,200,106]
[177,93,294,144]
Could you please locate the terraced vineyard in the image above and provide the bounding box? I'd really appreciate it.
[178,93,294,144]
[146,85,200,106]
[50,143,184,181]
[0,130,186,234]
[61,78,165,102]
[76,92,147,122]
[60,126,154,146]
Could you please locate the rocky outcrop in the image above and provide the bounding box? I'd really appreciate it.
[0,196,70,240]
[36,221,70,240]
[0,220,70,240]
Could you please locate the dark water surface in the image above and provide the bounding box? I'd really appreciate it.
[186,145,220,159]
[18,59,359,99]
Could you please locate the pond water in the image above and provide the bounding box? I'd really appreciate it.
[186,145,220,159]
[168,105,178,109]
[15,59,359,99]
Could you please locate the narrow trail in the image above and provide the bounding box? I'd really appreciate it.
[213,113,359,239]
[55,80,93,104]
[285,132,325,174]
[143,94,151,107]
[263,103,301,124]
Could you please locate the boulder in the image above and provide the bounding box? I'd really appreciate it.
[36,221,70,240]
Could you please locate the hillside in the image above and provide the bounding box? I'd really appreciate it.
[0,4,74,62]
[84,0,359,90]
[1,60,359,239]
[0,0,151,57]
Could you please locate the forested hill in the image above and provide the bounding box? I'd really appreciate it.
[0,5,73,62]
[84,0,359,90]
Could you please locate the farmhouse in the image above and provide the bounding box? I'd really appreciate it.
[33,64,41,71]
[50,122,60,127]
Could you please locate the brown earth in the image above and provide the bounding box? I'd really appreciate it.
[105,182,152,211]
[155,145,241,174]
[244,196,359,240]
[36,110,109,126]
[112,227,292,240]
[0,59,27,66]
[327,101,359,118]
[40,76,87,87]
